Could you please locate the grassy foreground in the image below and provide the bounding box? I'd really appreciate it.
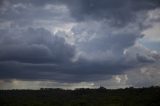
[0,87,160,106]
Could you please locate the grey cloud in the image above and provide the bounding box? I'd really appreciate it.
[0,28,75,64]
[136,53,156,63]
[0,3,69,20]
[0,0,140,82]
[0,0,72,30]
[66,0,160,26]
[0,20,153,82]
[0,61,132,82]
[72,21,143,62]
[0,0,160,85]
[141,41,160,51]
[2,0,160,24]
[125,64,160,87]
[124,44,160,64]
[94,63,160,89]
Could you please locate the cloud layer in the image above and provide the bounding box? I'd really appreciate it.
[0,0,160,89]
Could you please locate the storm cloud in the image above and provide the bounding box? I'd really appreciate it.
[67,0,160,25]
[0,0,160,89]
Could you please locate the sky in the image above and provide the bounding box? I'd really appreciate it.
[0,0,160,89]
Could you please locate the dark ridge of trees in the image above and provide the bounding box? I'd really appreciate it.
[0,86,160,106]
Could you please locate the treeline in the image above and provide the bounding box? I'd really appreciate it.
[0,86,160,106]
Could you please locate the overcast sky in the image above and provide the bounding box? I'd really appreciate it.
[0,0,160,89]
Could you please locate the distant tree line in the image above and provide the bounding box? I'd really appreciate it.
[0,86,160,106]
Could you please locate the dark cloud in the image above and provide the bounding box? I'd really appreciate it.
[71,21,144,64]
[0,28,75,64]
[0,2,70,22]
[136,53,156,63]
[0,26,136,82]
[1,0,160,27]
[66,0,160,26]
[0,0,160,85]
[0,60,133,82]
[2,0,160,20]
